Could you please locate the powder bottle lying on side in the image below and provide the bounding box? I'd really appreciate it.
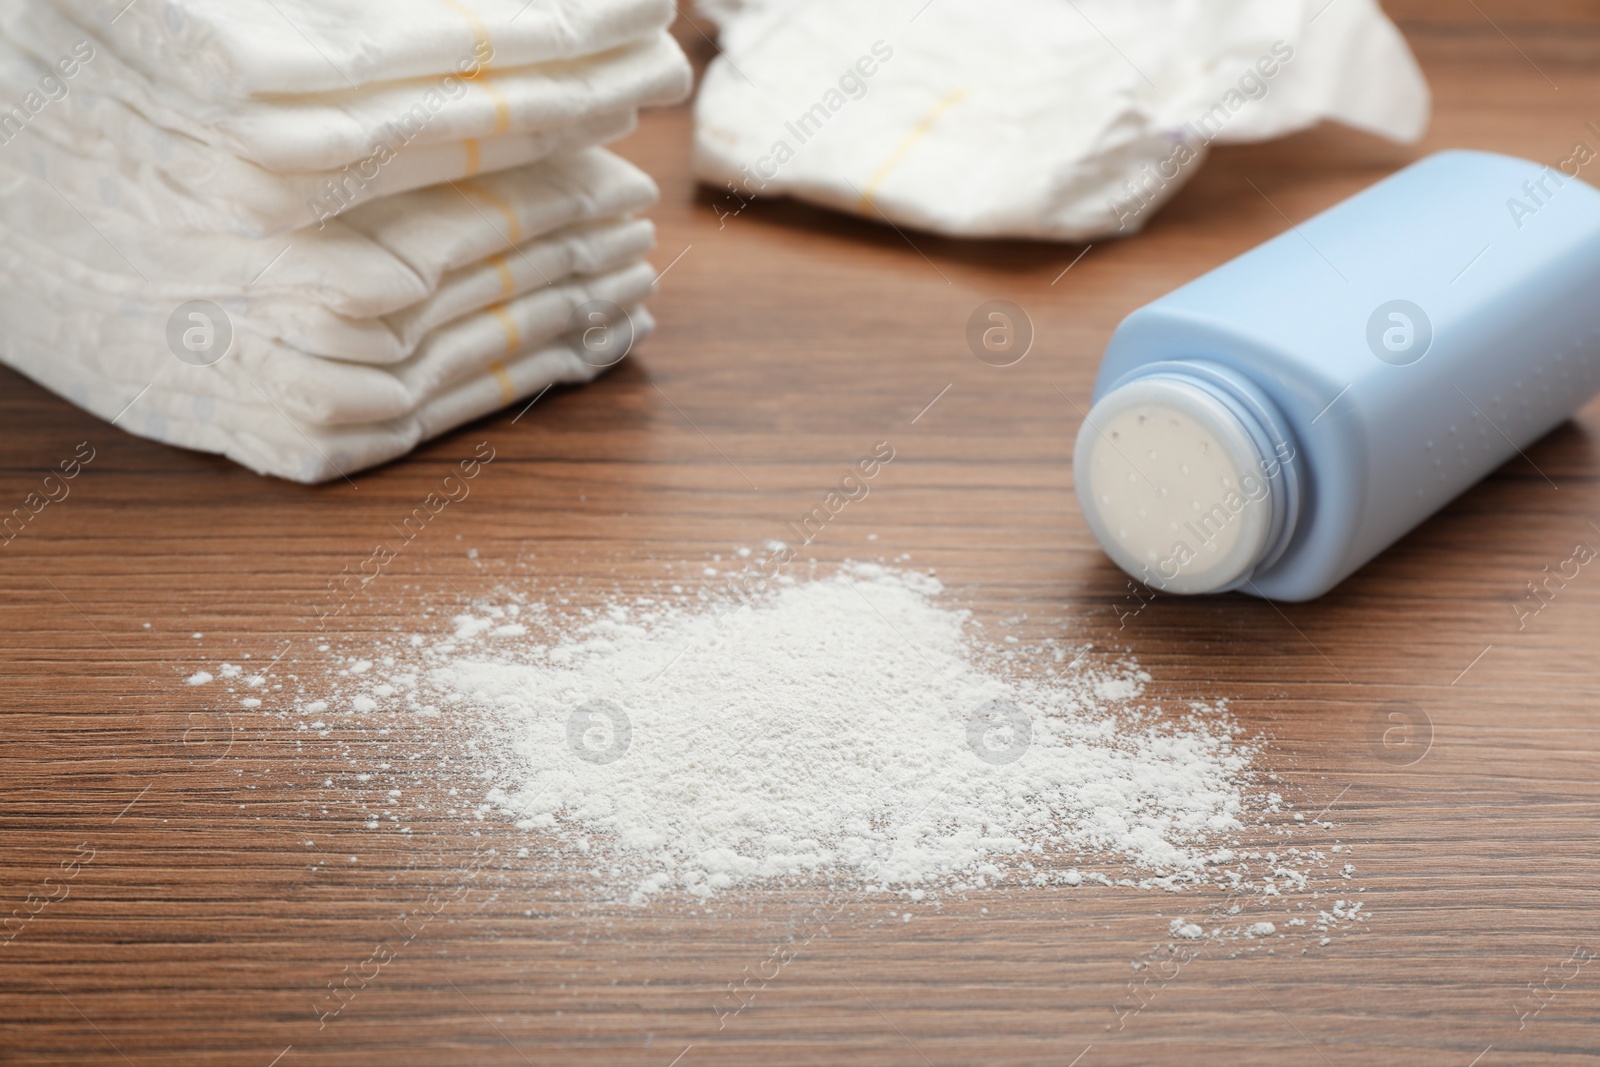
[1074,149,1600,601]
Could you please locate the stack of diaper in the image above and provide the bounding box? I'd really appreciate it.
[0,1,690,482]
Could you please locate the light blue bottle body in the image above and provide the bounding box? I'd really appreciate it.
[1082,150,1600,601]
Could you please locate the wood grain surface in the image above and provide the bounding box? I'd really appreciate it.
[4,5,1600,1064]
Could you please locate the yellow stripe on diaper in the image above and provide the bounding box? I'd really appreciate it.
[480,75,512,136]
[487,360,516,403]
[462,138,482,176]
[858,87,969,214]
[489,253,517,297]
[438,0,493,71]
[488,304,521,354]
[439,0,509,134]
[455,180,523,244]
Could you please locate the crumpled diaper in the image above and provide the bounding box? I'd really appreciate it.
[693,0,1430,240]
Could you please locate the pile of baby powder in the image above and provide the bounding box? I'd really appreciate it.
[191,560,1361,941]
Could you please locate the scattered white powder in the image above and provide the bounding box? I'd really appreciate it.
[445,565,1260,904]
[284,563,1272,903]
[186,670,213,686]
[207,561,1357,940]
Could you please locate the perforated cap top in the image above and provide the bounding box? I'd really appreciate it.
[1074,378,1275,595]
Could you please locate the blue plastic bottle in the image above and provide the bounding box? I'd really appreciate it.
[1074,150,1600,601]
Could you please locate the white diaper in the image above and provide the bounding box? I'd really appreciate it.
[0,147,660,425]
[52,0,676,98]
[0,2,684,483]
[693,0,1429,240]
[2,302,653,484]
[0,147,657,320]
[8,4,691,172]
[1,212,657,417]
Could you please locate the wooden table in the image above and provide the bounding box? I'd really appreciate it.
[4,4,1599,1063]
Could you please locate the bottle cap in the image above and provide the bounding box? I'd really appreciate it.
[1074,377,1275,594]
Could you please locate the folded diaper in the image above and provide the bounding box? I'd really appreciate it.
[384,218,656,353]
[693,0,1430,240]
[0,184,658,398]
[0,147,658,322]
[0,216,658,427]
[2,296,655,484]
[9,4,691,173]
[0,1,689,482]
[5,62,637,236]
[51,0,676,98]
